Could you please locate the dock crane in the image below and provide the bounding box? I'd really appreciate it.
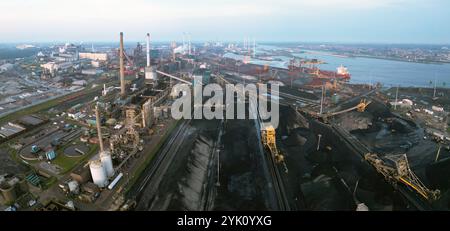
[262,126,284,163]
[300,59,324,77]
[310,98,371,122]
[364,153,440,201]
[261,126,288,173]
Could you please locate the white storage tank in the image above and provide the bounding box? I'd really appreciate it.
[89,160,108,188]
[100,151,114,178]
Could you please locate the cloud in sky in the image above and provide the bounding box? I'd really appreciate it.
[0,0,448,43]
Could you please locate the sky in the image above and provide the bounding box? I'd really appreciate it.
[0,0,449,44]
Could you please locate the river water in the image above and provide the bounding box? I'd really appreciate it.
[223,48,450,88]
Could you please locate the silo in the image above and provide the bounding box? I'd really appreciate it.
[89,160,108,188]
[100,151,114,178]
[0,183,17,204]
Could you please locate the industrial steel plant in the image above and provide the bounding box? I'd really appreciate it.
[1,0,450,213]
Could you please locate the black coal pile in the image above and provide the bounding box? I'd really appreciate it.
[176,134,214,210]
[301,175,352,210]
[389,118,416,133]
[134,120,219,211]
[347,101,421,154]
[277,105,406,210]
[213,118,274,210]
[283,132,307,147]
[427,157,450,189]
[278,106,309,136]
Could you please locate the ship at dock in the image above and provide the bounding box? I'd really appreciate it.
[210,54,351,89]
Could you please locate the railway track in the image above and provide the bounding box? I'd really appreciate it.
[253,112,290,210]
[219,75,319,106]
[275,90,320,106]
[265,146,291,210]
[129,119,191,202]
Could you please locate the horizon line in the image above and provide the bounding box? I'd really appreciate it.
[1,40,450,46]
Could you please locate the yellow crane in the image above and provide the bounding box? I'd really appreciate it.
[356,98,370,112]
[262,126,285,164]
[365,153,440,201]
[311,98,371,122]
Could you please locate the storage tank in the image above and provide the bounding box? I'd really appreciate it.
[0,183,17,204]
[100,151,114,178]
[89,160,108,188]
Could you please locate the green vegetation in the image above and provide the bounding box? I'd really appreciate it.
[41,176,57,190]
[53,141,98,174]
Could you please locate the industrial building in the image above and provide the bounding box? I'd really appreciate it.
[40,61,74,74]
[79,52,108,61]
[0,174,28,204]
[0,115,45,141]
[70,165,91,184]
[0,63,14,72]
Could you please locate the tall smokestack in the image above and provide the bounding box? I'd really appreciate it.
[146,33,150,67]
[95,105,104,152]
[119,32,125,98]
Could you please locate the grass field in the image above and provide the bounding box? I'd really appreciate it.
[53,141,98,174]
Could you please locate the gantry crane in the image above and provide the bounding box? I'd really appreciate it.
[356,98,370,112]
[262,126,285,164]
[261,126,289,173]
[364,153,440,201]
[300,59,324,77]
[313,98,371,122]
